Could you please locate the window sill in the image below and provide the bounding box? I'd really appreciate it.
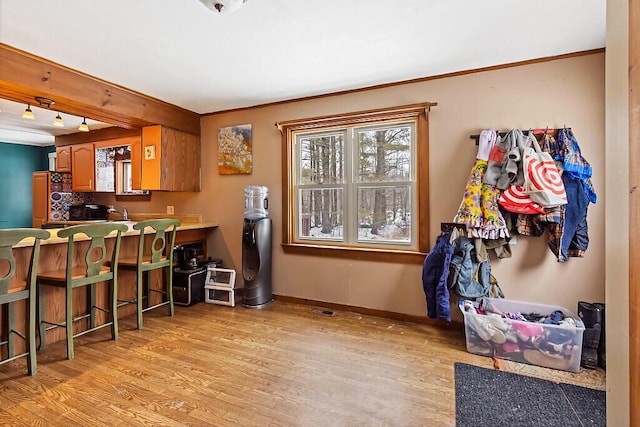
[281,243,426,264]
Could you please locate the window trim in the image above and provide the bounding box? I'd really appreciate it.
[277,102,436,264]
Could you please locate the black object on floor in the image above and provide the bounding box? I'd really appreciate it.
[454,362,606,427]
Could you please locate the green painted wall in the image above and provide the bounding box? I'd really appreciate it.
[0,142,55,228]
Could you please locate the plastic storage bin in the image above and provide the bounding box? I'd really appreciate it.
[459,298,585,372]
[204,267,236,307]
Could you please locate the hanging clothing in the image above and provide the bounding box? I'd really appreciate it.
[484,129,527,190]
[547,174,590,262]
[453,159,509,239]
[556,128,597,204]
[422,232,454,322]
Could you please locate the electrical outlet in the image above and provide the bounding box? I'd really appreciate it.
[166,205,174,215]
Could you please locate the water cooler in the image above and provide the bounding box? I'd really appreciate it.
[242,185,273,308]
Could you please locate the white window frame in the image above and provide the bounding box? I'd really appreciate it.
[293,122,417,250]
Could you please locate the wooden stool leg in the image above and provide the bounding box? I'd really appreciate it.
[7,301,16,358]
[37,285,46,350]
[89,283,96,329]
[167,267,174,317]
[145,270,152,308]
[65,286,74,360]
[136,269,144,330]
[27,290,37,375]
[110,278,118,341]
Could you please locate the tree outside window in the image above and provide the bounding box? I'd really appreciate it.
[278,103,434,263]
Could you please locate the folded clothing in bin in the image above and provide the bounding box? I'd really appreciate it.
[459,298,585,372]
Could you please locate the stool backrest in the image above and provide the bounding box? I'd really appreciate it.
[0,229,50,296]
[57,223,129,279]
[132,219,181,265]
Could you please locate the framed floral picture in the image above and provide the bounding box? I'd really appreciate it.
[218,124,253,174]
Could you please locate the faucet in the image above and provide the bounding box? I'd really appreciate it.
[107,206,128,221]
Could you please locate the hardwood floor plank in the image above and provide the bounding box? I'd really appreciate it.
[0,300,493,426]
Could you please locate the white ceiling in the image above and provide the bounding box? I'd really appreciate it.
[0,98,111,146]
[0,0,606,141]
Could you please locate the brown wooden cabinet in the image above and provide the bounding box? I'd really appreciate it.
[71,142,95,191]
[141,125,200,191]
[130,135,142,191]
[32,171,49,228]
[55,146,72,172]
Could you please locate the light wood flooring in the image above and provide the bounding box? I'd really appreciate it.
[0,300,493,426]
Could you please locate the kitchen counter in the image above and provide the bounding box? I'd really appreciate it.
[15,221,218,248]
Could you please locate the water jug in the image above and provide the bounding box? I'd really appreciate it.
[244,185,269,219]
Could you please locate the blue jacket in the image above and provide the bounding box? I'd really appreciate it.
[422,233,454,322]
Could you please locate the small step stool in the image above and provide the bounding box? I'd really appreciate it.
[204,267,237,307]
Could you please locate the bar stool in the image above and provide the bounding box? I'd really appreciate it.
[37,223,128,360]
[117,219,180,330]
[0,229,50,375]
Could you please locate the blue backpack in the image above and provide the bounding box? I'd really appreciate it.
[447,236,503,299]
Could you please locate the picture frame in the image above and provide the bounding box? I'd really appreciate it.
[218,124,252,174]
[144,145,156,160]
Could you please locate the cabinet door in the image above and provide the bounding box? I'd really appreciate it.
[71,143,95,191]
[141,125,201,191]
[141,125,162,190]
[32,172,49,227]
[130,136,142,190]
[56,146,72,172]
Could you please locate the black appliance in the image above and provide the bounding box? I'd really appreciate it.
[69,204,108,221]
[242,218,272,308]
[173,244,201,270]
[173,266,207,306]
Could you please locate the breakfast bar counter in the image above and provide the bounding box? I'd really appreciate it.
[15,221,218,247]
[5,220,218,352]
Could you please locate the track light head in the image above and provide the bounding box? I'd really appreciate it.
[53,112,64,127]
[22,104,35,120]
[78,118,89,132]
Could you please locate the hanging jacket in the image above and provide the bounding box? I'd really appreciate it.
[547,174,590,262]
[556,128,597,204]
[422,233,454,322]
[448,236,494,298]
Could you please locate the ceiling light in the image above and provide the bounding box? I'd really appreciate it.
[22,104,35,120]
[78,118,89,132]
[199,0,248,13]
[53,112,64,127]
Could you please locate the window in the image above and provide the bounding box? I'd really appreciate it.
[278,103,435,262]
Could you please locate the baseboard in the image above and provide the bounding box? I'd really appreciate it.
[272,294,464,331]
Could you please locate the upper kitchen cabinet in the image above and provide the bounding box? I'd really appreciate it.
[141,125,201,192]
[71,142,95,191]
[56,146,72,172]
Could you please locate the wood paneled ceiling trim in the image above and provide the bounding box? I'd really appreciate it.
[0,43,200,135]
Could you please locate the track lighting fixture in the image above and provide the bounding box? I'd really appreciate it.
[78,118,89,132]
[34,96,55,109]
[53,112,64,127]
[22,104,35,120]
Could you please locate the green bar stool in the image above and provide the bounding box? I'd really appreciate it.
[0,228,50,375]
[37,223,128,360]
[117,219,180,330]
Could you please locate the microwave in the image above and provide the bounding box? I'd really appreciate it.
[68,204,108,221]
